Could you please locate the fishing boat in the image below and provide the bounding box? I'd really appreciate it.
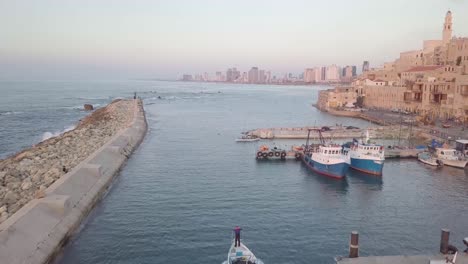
[236,135,260,142]
[302,129,348,179]
[223,241,263,264]
[433,148,468,168]
[418,152,443,167]
[344,138,385,176]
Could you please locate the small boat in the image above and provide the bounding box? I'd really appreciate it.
[434,148,468,168]
[223,228,263,264]
[236,135,260,142]
[418,152,443,167]
[223,241,263,264]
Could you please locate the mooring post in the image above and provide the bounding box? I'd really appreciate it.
[349,231,359,258]
[440,228,450,254]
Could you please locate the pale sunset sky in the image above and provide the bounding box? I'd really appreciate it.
[1,0,467,80]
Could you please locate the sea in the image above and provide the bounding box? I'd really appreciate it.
[1,80,467,264]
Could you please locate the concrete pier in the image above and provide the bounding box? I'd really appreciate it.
[0,99,147,264]
[337,228,467,264]
[246,126,406,140]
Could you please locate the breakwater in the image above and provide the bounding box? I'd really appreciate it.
[0,99,147,264]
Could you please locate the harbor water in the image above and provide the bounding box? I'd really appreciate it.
[1,81,467,264]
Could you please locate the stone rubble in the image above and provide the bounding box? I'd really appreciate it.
[0,99,134,224]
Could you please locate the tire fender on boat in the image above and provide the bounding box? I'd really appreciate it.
[268,152,274,157]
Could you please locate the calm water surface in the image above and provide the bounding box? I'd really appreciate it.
[1,81,467,264]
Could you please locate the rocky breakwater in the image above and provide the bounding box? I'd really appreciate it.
[0,98,147,264]
[0,99,134,224]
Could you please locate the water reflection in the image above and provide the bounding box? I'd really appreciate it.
[299,164,349,194]
[346,169,383,191]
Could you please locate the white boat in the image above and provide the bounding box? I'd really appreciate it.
[418,152,443,167]
[344,139,385,175]
[434,148,468,168]
[236,136,260,142]
[303,144,349,179]
[223,241,263,264]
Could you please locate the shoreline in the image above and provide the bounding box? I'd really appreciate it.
[0,99,147,264]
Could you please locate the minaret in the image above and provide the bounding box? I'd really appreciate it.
[442,10,452,45]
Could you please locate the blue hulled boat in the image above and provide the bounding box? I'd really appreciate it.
[303,145,349,179]
[344,139,385,176]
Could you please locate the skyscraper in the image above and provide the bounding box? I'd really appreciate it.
[362,61,370,72]
[304,68,315,83]
[226,68,233,82]
[320,67,327,82]
[248,67,259,83]
[352,66,357,76]
[326,65,340,82]
[259,70,266,83]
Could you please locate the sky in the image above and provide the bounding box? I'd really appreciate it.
[1,0,468,80]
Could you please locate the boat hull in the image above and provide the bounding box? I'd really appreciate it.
[350,158,384,176]
[302,155,348,179]
[441,159,468,168]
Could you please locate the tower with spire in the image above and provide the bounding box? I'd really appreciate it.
[442,10,452,45]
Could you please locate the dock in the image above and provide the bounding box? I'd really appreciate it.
[246,126,405,140]
[337,254,468,264]
[337,229,468,264]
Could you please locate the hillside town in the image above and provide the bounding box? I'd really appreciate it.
[318,11,468,124]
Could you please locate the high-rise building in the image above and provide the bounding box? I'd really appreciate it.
[248,67,259,83]
[320,67,327,82]
[215,72,222,82]
[352,66,357,76]
[326,64,341,82]
[226,68,233,82]
[182,74,193,81]
[232,67,240,81]
[314,67,321,83]
[266,71,271,83]
[362,61,370,72]
[304,68,315,83]
[259,70,266,83]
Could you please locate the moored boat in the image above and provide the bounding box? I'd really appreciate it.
[344,140,385,176]
[303,144,349,179]
[418,152,443,167]
[433,148,468,168]
[236,135,260,142]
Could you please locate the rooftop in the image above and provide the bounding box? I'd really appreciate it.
[405,66,444,73]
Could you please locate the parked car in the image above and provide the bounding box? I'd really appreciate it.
[346,126,359,130]
[321,126,331,132]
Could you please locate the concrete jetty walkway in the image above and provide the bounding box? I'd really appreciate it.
[0,99,147,264]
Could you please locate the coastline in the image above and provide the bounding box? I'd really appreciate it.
[0,98,147,264]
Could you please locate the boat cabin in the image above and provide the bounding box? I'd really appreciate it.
[455,140,468,156]
[319,145,345,156]
[435,148,459,160]
[354,144,383,153]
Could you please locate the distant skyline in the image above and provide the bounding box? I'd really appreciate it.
[1,0,468,80]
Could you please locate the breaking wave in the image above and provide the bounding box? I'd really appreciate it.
[41,125,76,141]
